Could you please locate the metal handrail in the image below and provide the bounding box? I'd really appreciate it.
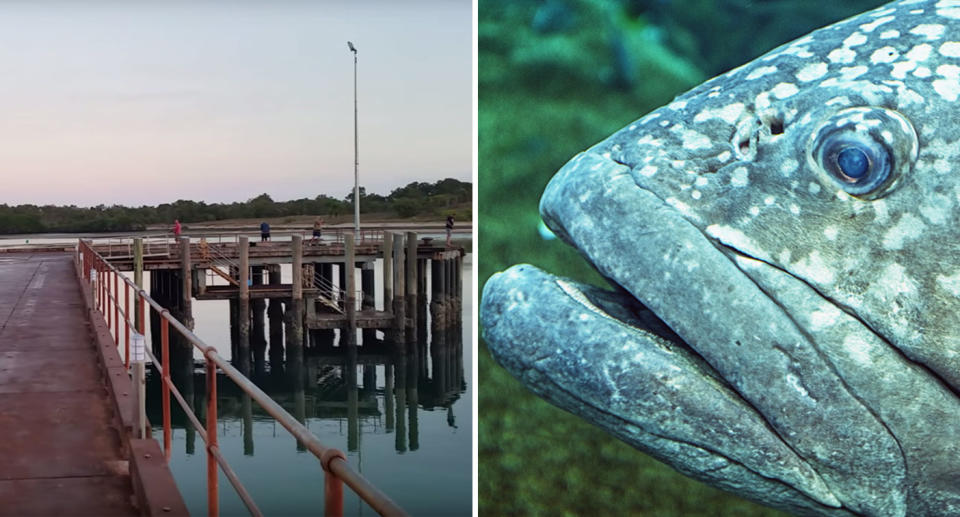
[76,239,408,517]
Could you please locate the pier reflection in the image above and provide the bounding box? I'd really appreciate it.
[145,293,465,459]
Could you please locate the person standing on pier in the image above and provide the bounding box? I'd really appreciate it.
[173,219,182,238]
[312,217,324,243]
[446,214,454,247]
[260,221,271,242]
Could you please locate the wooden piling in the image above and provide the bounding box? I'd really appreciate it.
[238,236,250,367]
[292,235,303,301]
[392,233,406,340]
[179,237,193,330]
[133,238,143,331]
[405,232,417,339]
[382,232,394,313]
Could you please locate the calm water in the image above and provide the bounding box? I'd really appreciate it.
[116,253,472,516]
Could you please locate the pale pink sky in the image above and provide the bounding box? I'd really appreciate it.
[0,1,471,207]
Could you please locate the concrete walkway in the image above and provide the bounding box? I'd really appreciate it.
[0,253,138,516]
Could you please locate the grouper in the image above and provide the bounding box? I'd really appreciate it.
[481,0,960,515]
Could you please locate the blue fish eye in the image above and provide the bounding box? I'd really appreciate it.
[836,146,869,180]
[808,107,917,199]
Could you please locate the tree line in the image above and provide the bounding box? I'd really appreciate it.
[0,178,470,234]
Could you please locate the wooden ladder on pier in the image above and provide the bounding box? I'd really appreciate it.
[316,294,343,314]
[209,266,239,286]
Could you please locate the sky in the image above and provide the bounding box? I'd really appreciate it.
[0,1,472,207]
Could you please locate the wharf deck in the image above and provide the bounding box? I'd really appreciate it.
[93,240,464,270]
[0,253,184,516]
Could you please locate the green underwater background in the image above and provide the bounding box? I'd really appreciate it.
[479,0,887,515]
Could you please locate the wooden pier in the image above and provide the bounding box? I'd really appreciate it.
[91,232,465,355]
[0,252,186,516]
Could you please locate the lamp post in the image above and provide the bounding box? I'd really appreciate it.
[348,41,359,238]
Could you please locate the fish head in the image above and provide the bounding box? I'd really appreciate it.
[541,0,960,389]
[483,1,960,514]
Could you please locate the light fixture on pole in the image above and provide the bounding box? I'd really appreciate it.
[348,41,359,238]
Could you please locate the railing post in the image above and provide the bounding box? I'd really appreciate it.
[131,331,147,439]
[206,357,219,517]
[162,316,171,460]
[124,282,131,369]
[113,271,120,345]
[105,269,111,329]
[325,469,344,517]
[134,238,143,331]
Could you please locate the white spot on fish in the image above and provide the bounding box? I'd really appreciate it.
[892,61,917,79]
[920,194,952,224]
[693,102,746,124]
[796,62,828,82]
[828,47,857,64]
[914,66,933,78]
[843,335,873,365]
[675,127,713,150]
[705,225,765,259]
[933,64,960,101]
[789,204,800,215]
[691,190,702,200]
[824,226,838,240]
[880,30,900,39]
[771,82,799,99]
[780,159,798,176]
[755,91,772,110]
[808,182,821,195]
[746,66,778,80]
[730,167,749,187]
[939,41,960,57]
[810,303,840,330]
[860,15,894,32]
[794,250,835,285]
[878,263,918,298]
[906,43,933,62]
[639,164,658,177]
[873,199,889,224]
[839,65,869,80]
[764,196,775,205]
[882,213,926,250]
[749,206,760,216]
[910,23,946,39]
[669,99,688,110]
[870,46,899,64]
[937,271,960,297]
[843,32,868,47]
[717,150,731,162]
[695,177,709,187]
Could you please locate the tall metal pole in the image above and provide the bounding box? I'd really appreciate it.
[350,41,360,238]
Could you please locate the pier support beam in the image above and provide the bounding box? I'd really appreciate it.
[286,235,304,355]
[134,238,143,331]
[382,232,393,313]
[179,237,194,330]
[238,236,250,370]
[392,233,406,342]
[406,232,418,341]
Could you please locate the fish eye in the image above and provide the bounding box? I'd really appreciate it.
[836,147,869,179]
[807,107,917,199]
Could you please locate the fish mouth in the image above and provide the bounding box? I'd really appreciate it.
[482,150,915,515]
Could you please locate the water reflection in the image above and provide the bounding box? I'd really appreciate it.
[144,280,467,515]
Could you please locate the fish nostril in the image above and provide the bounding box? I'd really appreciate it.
[770,118,784,135]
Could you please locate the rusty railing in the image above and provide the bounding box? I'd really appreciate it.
[76,239,407,517]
